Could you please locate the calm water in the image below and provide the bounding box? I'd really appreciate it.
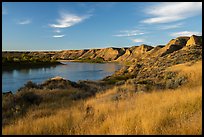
[2,62,122,93]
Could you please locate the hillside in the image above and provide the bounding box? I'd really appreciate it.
[2,35,202,64]
[2,35,202,135]
[103,35,202,88]
[2,59,202,135]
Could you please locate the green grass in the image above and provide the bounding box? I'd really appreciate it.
[78,57,105,63]
[104,75,134,84]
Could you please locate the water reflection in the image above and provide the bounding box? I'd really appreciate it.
[19,69,30,74]
[102,63,120,72]
[2,62,121,93]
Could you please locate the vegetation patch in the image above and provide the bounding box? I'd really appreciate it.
[2,54,62,70]
[104,74,134,84]
[78,57,105,63]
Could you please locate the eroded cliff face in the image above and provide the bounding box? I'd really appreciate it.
[78,49,100,59]
[185,35,202,47]
[53,50,88,60]
[148,37,189,58]
[2,35,202,64]
[103,35,202,92]
[116,44,154,62]
[52,47,126,61]
[94,48,125,61]
[110,35,202,77]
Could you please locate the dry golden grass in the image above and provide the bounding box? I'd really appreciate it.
[2,61,202,135]
[166,60,202,87]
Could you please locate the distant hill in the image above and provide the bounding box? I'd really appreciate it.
[2,35,202,64]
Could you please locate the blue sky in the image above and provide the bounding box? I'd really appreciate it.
[2,2,202,51]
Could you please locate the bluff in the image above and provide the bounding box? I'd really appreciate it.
[104,35,202,92]
[2,35,202,64]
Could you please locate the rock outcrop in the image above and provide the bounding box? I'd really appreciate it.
[106,35,202,92]
[53,50,88,60]
[185,35,202,47]
[79,49,100,59]
[94,47,125,61]
[116,44,153,62]
[2,35,202,64]
[156,37,189,57]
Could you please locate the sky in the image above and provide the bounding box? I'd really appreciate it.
[2,2,202,51]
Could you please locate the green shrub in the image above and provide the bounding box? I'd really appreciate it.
[17,91,42,106]
[24,81,39,89]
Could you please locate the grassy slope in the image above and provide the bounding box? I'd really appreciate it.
[2,61,202,135]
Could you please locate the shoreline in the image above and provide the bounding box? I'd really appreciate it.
[2,61,63,71]
[57,59,83,62]
[57,59,120,63]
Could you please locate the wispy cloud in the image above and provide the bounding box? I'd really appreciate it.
[159,22,183,30]
[49,11,91,28]
[53,29,61,33]
[142,2,202,24]
[170,31,202,37]
[132,38,144,43]
[52,35,65,38]
[18,19,31,25]
[113,30,144,37]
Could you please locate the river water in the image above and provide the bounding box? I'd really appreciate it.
[2,62,122,93]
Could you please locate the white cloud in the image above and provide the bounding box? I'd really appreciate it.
[113,30,144,37]
[49,11,91,28]
[132,38,144,43]
[142,2,202,24]
[53,29,61,33]
[18,19,31,25]
[53,35,65,38]
[170,31,202,37]
[159,22,183,30]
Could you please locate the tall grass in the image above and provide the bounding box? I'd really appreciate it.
[2,61,202,135]
[166,60,202,87]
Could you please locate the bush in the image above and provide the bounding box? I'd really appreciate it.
[164,72,177,80]
[2,90,42,126]
[24,81,39,89]
[17,91,42,106]
[78,57,105,63]
[136,79,154,85]
[104,74,134,85]
[166,76,187,89]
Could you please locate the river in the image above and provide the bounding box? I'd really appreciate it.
[2,61,122,93]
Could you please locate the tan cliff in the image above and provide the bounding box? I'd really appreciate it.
[79,49,101,59]
[154,37,189,57]
[185,35,202,47]
[116,49,131,62]
[116,44,153,62]
[94,47,126,61]
[110,35,201,76]
[2,35,202,64]
[54,50,88,60]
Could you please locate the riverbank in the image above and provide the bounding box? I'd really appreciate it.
[60,57,105,63]
[2,60,202,135]
[2,61,63,71]
[2,61,122,93]
[58,59,119,63]
[2,54,64,71]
